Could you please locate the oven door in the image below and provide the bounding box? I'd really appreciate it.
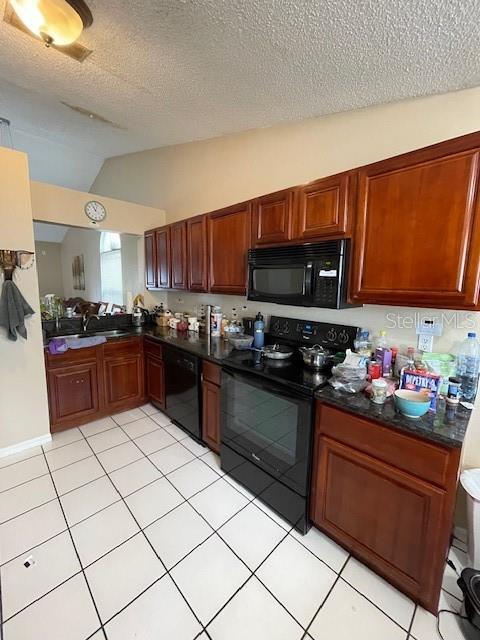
[247,262,314,306]
[220,366,313,496]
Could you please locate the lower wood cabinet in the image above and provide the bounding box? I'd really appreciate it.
[47,360,99,429]
[104,356,143,412]
[145,354,165,408]
[45,337,146,432]
[202,361,221,453]
[311,402,460,614]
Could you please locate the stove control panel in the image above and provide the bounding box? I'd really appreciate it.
[269,316,359,351]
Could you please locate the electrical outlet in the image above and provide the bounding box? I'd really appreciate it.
[418,333,434,352]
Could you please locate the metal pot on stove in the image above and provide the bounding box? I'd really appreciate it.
[262,344,294,360]
[299,344,332,370]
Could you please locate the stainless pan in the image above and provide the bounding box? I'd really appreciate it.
[299,345,332,370]
[263,344,294,360]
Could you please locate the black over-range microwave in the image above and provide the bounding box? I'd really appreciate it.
[247,239,357,309]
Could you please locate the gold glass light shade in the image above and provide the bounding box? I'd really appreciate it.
[10,0,85,46]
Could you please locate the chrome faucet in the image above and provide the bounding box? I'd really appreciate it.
[83,313,99,333]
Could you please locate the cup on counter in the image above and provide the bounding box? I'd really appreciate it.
[371,378,388,404]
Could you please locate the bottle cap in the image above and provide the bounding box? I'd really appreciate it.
[468,332,477,338]
[255,313,263,321]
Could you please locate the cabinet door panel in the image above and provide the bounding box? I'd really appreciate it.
[202,380,220,453]
[208,203,252,294]
[170,221,187,290]
[144,230,156,288]
[104,356,142,410]
[352,144,480,307]
[296,173,350,239]
[146,355,165,408]
[155,227,171,289]
[311,435,444,609]
[253,189,295,246]
[187,215,208,291]
[48,362,99,427]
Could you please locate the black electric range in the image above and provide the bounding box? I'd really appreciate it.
[222,316,359,395]
[220,316,359,534]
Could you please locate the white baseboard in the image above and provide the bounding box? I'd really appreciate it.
[0,433,52,459]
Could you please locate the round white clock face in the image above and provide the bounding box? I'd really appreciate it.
[85,200,106,222]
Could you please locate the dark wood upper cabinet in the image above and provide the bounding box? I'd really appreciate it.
[170,221,188,290]
[351,134,480,308]
[144,230,156,289]
[187,215,208,292]
[155,226,171,289]
[295,172,352,239]
[207,202,252,294]
[252,189,295,246]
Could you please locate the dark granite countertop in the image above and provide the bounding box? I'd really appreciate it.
[142,327,235,363]
[315,385,471,448]
[44,324,236,363]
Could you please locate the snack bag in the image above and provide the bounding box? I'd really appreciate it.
[399,369,442,411]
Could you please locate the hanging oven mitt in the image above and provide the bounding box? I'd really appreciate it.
[0,280,35,341]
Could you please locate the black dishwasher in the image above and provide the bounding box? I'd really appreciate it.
[163,346,201,439]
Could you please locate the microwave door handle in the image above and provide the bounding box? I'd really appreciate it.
[304,262,313,295]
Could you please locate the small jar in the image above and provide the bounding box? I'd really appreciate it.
[446,376,462,405]
[371,378,388,404]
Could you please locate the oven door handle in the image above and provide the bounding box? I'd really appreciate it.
[221,365,310,402]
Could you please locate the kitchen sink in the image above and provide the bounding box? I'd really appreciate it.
[48,329,131,340]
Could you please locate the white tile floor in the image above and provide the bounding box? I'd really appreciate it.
[0,403,471,639]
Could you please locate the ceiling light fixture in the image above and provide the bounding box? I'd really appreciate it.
[9,0,93,47]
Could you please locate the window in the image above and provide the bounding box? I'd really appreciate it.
[100,232,123,305]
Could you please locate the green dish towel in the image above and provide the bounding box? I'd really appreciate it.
[0,280,35,341]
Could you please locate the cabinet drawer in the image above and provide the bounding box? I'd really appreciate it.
[317,402,452,488]
[144,338,163,360]
[103,337,142,358]
[203,360,221,385]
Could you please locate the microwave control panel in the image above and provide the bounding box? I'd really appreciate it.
[269,316,359,351]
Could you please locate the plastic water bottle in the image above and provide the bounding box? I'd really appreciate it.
[457,332,480,402]
[253,312,265,349]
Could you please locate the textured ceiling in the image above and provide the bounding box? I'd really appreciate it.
[0,0,479,190]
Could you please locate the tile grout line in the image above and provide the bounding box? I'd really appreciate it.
[300,553,351,639]
[39,447,108,640]
[77,424,209,636]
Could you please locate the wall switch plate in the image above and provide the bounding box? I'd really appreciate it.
[418,333,434,352]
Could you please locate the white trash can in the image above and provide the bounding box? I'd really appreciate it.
[461,469,480,569]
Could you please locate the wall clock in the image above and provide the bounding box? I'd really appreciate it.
[84,200,107,222]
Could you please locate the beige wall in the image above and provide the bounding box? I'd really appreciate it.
[93,86,480,220]
[31,181,166,234]
[0,149,50,451]
[35,241,64,297]
[93,86,480,480]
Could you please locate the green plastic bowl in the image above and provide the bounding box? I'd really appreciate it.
[394,389,431,419]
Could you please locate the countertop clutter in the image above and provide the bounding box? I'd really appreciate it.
[316,385,469,448]
[43,322,473,450]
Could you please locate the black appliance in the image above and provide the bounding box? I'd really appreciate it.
[164,346,201,439]
[458,569,480,639]
[220,316,359,533]
[247,239,357,309]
